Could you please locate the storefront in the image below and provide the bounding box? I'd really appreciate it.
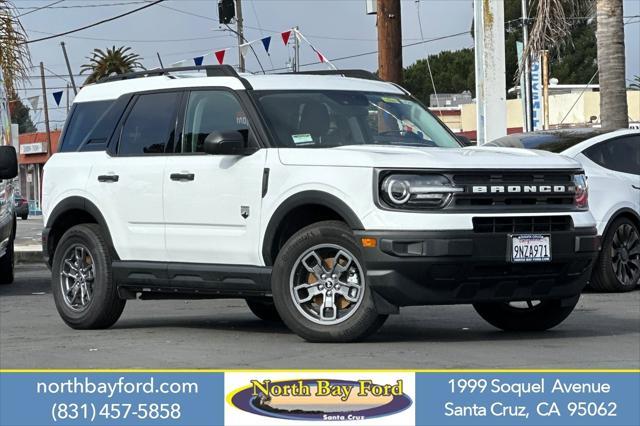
[17,130,60,215]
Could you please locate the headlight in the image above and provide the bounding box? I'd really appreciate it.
[573,173,588,209]
[380,173,461,209]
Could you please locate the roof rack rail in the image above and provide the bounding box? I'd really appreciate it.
[280,69,381,81]
[95,65,240,84]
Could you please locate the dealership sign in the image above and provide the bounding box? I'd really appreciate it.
[530,57,544,131]
[20,142,48,155]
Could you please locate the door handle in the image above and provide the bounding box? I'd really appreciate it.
[98,174,119,183]
[170,173,195,182]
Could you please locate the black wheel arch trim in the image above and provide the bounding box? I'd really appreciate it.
[262,190,364,265]
[45,196,118,263]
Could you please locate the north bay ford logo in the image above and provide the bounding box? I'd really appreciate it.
[228,379,412,421]
[471,185,574,194]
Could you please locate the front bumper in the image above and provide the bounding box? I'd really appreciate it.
[354,227,599,307]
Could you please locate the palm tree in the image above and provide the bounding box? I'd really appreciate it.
[525,0,629,129]
[80,46,145,84]
[630,75,640,91]
[0,0,31,109]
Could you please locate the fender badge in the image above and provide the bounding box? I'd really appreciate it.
[241,206,250,219]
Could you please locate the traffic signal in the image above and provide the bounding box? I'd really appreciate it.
[218,0,235,24]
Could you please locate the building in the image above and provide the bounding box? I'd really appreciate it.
[430,91,472,108]
[17,130,61,214]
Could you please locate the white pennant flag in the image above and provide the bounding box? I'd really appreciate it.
[239,42,252,58]
[27,95,39,111]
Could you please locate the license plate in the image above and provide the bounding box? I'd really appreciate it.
[510,234,551,263]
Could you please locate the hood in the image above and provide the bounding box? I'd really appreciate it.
[277,145,583,170]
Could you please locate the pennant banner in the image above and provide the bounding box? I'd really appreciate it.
[193,56,204,66]
[281,30,292,45]
[27,95,39,111]
[52,91,63,107]
[214,49,226,65]
[239,42,253,58]
[261,36,271,53]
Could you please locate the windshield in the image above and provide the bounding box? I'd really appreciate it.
[253,90,461,148]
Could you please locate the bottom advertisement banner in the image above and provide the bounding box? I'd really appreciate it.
[0,370,638,425]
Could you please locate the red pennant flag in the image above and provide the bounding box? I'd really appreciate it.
[316,51,326,63]
[281,30,292,45]
[215,49,226,64]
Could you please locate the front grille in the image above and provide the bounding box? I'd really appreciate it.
[473,216,573,233]
[451,171,577,211]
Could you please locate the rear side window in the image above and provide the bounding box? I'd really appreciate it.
[118,92,180,155]
[584,136,640,175]
[59,101,113,152]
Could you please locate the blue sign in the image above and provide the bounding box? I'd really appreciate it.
[531,58,544,131]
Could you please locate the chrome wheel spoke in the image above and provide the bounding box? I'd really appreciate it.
[302,251,327,281]
[335,281,360,302]
[60,244,95,312]
[320,291,337,321]
[331,250,353,275]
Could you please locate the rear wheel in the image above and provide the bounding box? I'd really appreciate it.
[246,298,282,322]
[473,297,579,331]
[21,215,28,220]
[591,218,640,292]
[52,224,125,329]
[0,235,14,285]
[272,221,387,342]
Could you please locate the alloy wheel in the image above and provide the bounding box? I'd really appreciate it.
[611,223,640,286]
[289,244,365,325]
[59,244,95,312]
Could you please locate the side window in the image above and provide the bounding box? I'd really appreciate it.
[178,91,249,153]
[59,101,113,152]
[118,92,180,155]
[585,137,640,175]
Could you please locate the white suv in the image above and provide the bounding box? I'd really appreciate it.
[42,67,599,342]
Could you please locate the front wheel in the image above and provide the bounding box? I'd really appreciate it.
[52,224,125,329]
[272,221,387,342]
[473,297,579,331]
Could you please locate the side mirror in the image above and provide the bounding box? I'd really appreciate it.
[203,131,254,155]
[456,135,474,147]
[0,146,18,180]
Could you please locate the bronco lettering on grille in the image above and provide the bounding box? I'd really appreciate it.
[471,185,572,194]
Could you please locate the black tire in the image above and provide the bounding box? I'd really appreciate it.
[590,217,640,292]
[246,298,282,322]
[0,233,14,285]
[51,223,125,329]
[21,215,28,220]
[271,220,387,342]
[474,297,579,331]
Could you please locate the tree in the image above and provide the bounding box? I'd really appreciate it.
[0,0,31,111]
[630,75,640,90]
[10,93,36,133]
[596,0,628,129]
[403,49,474,106]
[80,46,144,85]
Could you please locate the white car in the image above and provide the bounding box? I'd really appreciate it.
[42,66,600,342]
[489,129,640,292]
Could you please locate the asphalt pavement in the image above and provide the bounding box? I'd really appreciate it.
[1,264,638,370]
[14,216,43,248]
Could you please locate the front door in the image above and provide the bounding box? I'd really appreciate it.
[163,89,266,265]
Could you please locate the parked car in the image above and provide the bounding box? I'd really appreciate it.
[487,128,640,292]
[0,145,18,284]
[42,66,599,342]
[14,195,28,220]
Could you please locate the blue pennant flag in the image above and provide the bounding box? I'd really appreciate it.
[193,56,204,66]
[52,91,63,106]
[261,36,271,53]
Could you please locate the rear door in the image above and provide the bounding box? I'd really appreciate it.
[163,89,266,265]
[86,91,181,261]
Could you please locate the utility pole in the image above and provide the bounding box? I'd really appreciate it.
[236,0,245,72]
[60,42,77,95]
[521,0,532,132]
[473,0,507,145]
[39,62,52,155]
[377,0,402,83]
[294,26,300,72]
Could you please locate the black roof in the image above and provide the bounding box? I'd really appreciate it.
[487,128,612,153]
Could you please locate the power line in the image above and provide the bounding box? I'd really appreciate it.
[16,1,146,10]
[23,0,166,44]
[16,0,65,17]
[25,28,230,43]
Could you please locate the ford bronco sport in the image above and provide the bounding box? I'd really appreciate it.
[42,66,599,342]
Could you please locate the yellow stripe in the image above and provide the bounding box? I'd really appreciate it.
[1,369,639,373]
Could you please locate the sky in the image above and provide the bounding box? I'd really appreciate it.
[12,0,640,131]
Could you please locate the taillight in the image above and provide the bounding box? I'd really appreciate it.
[573,174,588,209]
